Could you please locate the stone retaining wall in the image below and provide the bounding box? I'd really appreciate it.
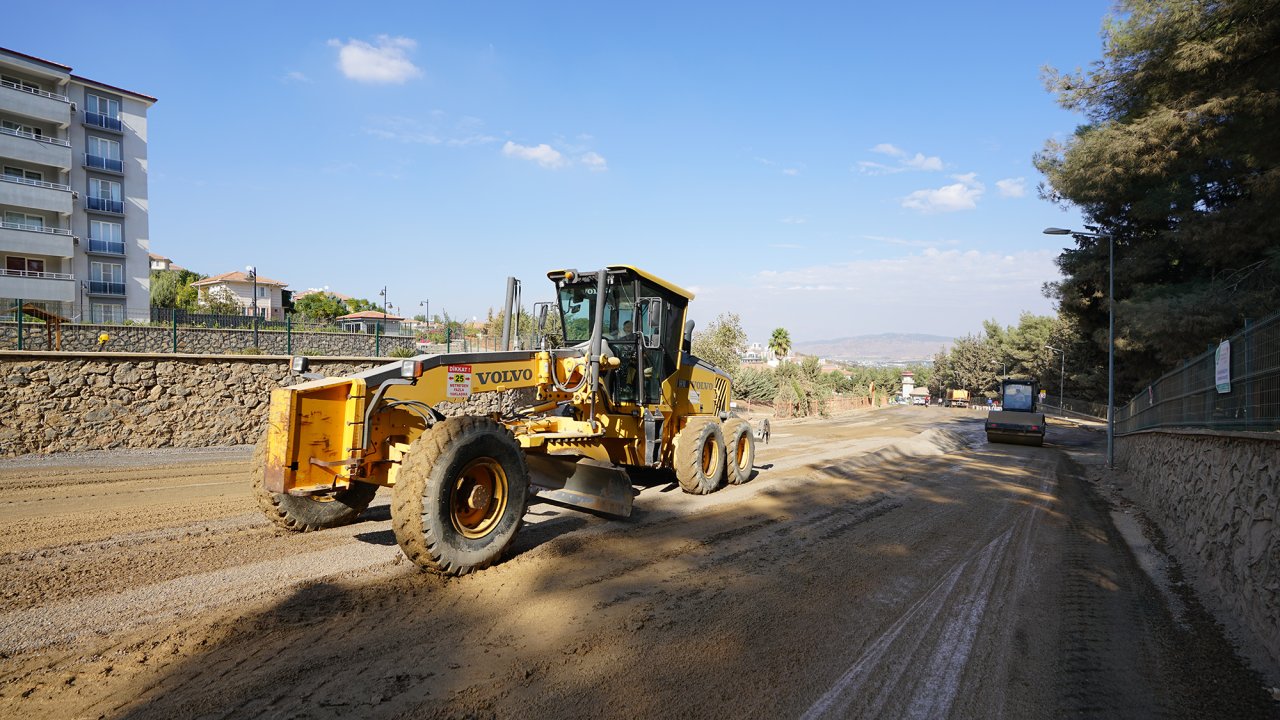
[1116,430,1279,675]
[1,351,535,458]
[1,323,416,357]
[1,351,383,456]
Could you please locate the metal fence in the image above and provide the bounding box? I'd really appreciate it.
[1115,311,1280,434]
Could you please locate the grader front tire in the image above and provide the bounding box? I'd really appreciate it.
[674,419,726,495]
[251,437,378,532]
[391,416,529,576]
[723,418,756,485]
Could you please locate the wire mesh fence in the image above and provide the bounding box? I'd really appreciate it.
[1115,311,1280,434]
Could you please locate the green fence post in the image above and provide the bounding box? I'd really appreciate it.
[171,308,177,353]
[287,314,292,355]
[446,326,451,352]
[16,298,23,351]
[375,322,381,357]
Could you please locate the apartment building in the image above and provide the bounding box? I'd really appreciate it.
[0,47,155,323]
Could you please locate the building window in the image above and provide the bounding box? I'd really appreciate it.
[91,303,124,324]
[1,74,41,93]
[90,261,125,295]
[4,166,43,182]
[3,211,45,230]
[86,136,123,172]
[257,286,267,298]
[88,178,123,213]
[5,255,46,275]
[89,220,124,254]
[1,119,43,139]
[85,94,122,131]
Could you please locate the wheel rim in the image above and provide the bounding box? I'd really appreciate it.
[735,434,750,471]
[450,458,509,539]
[700,434,719,475]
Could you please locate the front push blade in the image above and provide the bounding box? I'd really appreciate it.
[526,455,634,518]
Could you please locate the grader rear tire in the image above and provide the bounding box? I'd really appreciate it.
[391,416,529,576]
[674,419,726,495]
[251,436,378,532]
[723,418,755,485]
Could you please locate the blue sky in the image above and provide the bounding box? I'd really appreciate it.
[15,1,1109,342]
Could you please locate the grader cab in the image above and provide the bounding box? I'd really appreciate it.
[253,266,757,575]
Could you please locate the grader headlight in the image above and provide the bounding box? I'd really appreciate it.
[401,359,424,379]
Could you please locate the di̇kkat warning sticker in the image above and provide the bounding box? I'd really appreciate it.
[447,364,472,399]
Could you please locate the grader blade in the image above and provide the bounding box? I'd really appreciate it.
[526,455,634,518]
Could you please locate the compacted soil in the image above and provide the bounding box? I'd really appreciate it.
[0,407,1274,719]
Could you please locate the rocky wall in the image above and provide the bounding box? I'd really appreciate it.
[0,323,416,357]
[1,351,536,458]
[1116,430,1279,675]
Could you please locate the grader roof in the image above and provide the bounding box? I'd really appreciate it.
[547,264,695,301]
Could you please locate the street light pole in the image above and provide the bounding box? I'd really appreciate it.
[246,265,258,348]
[1045,227,1114,468]
[1045,344,1065,417]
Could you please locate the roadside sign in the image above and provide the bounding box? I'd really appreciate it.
[447,364,473,398]
[1215,341,1231,393]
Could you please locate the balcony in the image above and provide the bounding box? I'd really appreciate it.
[0,268,76,302]
[83,111,123,133]
[86,196,124,214]
[0,174,73,214]
[0,126,72,169]
[84,153,124,174]
[0,221,74,257]
[88,280,126,296]
[87,236,125,255]
[1,79,71,126]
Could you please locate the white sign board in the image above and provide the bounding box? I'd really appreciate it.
[1214,341,1231,394]
[447,364,473,399]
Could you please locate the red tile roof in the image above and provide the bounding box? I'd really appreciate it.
[190,270,288,287]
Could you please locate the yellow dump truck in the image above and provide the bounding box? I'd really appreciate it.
[253,265,757,575]
[944,389,970,408]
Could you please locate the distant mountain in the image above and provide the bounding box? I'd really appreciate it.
[793,333,953,364]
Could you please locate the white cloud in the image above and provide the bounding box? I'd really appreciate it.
[688,248,1060,341]
[581,151,608,172]
[996,177,1027,198]
[503,141,566,169]
[902,173,985,213]
[780,217,807,225]
[858,144,943,175]
[782,168,799,176]
[282,71,311,84]
[328,35,423,84]
[364,115,497,146]
[902,153,943,171]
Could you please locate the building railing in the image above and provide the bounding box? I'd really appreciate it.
[84,154,124,172]
[0,268,74,281]
[84,111,123,131]
[86,196,124,213]
[88,280,126,295]
[0,125,71,147]
[0,173,72,192]
[87,237,125,254]
[1115,310,1280,434]
[0,79,69,103]
[0,220,72,236]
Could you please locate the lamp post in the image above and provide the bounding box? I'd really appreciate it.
[245,265,258,348]
[1045,344,1065,417]
[1045,226,1114,468]
[420,299,429,325]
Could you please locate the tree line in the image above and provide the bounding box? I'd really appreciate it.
[1036,0,1280,401]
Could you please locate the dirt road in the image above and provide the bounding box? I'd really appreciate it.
[1,408,1274,719]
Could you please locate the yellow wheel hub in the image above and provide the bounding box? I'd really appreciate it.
[450,458,509,539]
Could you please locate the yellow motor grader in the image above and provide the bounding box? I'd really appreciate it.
[253,265,757,575]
